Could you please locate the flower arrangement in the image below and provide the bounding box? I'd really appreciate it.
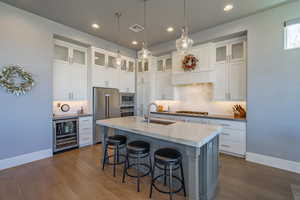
[182,54,198,71]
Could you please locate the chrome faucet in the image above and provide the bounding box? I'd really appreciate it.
[147,102,158,125]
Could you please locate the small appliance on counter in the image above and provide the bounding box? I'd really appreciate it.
[53,118,79,153]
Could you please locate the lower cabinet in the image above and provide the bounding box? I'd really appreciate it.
[208,119,246,157]
[151,113,246,157]
[79,116,93,147]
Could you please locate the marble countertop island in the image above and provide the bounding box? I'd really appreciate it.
[96,116,222,147]
[96,116,222,200]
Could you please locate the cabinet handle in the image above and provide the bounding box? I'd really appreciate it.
[221,144,230,148]
[220,123,230,127]
[221,133,230,136]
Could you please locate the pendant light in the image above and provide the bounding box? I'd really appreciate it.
[176,0,193,54]
[115,12,122,67]
[138,0,151,60]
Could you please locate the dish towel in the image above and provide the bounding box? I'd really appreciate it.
[291,185,300,200]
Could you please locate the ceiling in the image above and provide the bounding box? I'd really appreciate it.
[0,0,295,50]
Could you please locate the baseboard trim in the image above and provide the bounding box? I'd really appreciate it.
[246,152,300,174]
[0,149,52,171]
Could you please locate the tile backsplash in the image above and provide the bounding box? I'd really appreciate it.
[53,101,88,115]
[155,83,246,116]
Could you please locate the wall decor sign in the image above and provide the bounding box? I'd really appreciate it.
[182,54,198,71]
[0,65,35,96]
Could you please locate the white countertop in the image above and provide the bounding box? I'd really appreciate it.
[96,116,222,147]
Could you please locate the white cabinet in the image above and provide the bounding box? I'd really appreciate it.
[119,58,136,93]
[156,55,172,72]
[155,72,174,100]
[53,40,87,101]
[136,57,156,116]
[79,116,93,147]
[213,38,246,101]
[208,119,246,156]
[91,47,136,92]
[155,54,174,100]
[91,47,120,89]
[150,113,247,157]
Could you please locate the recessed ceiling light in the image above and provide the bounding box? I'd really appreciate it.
[167,27,174,32]
[224,4,233,12]
[132,41,138,45]
[92,23,100,29]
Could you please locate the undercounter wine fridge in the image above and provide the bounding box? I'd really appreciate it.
[93,87,121,143]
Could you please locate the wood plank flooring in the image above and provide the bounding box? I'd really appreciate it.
[0,144,299,200]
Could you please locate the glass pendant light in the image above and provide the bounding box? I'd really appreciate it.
[115,12,122,67]
[138,0,151,60]
[176,0,193,54]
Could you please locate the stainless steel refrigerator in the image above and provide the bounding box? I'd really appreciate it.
[93,87,120,143]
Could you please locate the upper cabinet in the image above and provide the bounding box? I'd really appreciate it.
[119,58,136,93]
[91,48,119,89]
[157,55,172,72]
[91,47,135,92]
[53,39,87,101]
[155,54,174,100]
[213,37,246,101]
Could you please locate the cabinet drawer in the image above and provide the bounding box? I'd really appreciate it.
[79,116,93,123]
[80,134,92,141]
[79,126,92,133]
[79,117,92,129]
[220,129,245,143]
[219,140,245,155]
[208,119,246,130]
[79,135,93,146]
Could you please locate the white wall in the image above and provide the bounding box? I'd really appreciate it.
[150,1,300,163]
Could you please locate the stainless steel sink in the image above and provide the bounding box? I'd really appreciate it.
[143,119,175,125]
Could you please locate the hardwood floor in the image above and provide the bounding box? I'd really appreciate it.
[0,144,299,200]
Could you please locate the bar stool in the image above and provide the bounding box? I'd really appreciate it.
[150,148,186,200]
[122,140,152,192]
[102,135,127,177]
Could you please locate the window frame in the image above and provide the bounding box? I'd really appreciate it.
[284,18,300,50]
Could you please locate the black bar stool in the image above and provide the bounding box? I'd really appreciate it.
[122,140,152,192]
[150,148,186,200]
[102,135,127,177]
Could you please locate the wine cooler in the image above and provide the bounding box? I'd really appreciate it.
[53,118,79,153]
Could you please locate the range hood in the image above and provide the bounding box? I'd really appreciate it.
[172,70,215,85]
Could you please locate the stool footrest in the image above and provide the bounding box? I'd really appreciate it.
[103,154,126,165]
[152,174,185,194]
[125,163,151,178]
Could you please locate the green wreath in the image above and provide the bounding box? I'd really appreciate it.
[0,65,34,96]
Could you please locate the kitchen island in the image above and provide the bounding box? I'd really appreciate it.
[96,116,222,200]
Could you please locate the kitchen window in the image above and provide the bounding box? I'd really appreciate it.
[284,18,300,50]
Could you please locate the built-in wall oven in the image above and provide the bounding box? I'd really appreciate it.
[120,93,135,117]
[53,118,79,153]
